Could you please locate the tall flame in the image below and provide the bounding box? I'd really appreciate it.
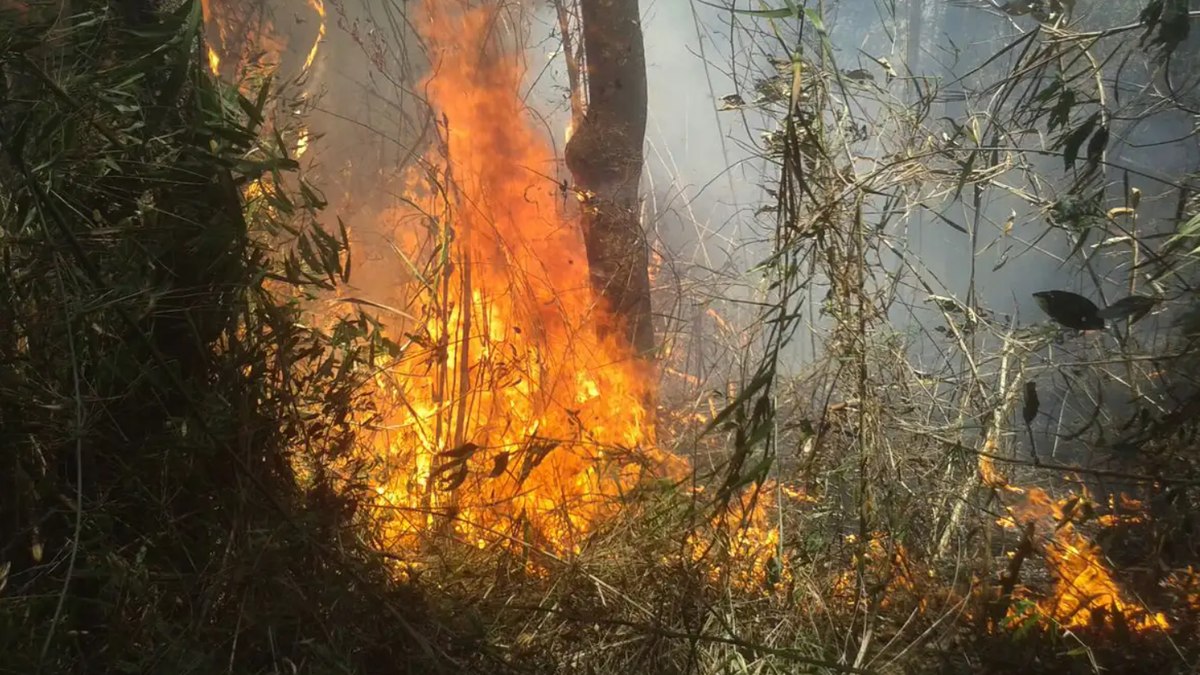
[363,1,682,555]
[301,0,325,73]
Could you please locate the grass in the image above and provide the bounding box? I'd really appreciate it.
[3,1,1200,674]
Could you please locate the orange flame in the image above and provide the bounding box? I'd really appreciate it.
[686,483,792,591]
[361,1,683,555]
[302,0,325,73]
[1002,487,1169,632]
[206,47,221,75]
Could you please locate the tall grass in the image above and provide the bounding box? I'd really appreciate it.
[0,3,470,673]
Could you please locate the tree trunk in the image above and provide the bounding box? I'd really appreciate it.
[564,0,654,357]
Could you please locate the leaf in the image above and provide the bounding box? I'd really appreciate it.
[1023,381,1039,425]
[1048,88,1075,131]
[237,75,274,129]
[697,0,795,18]
[1033,78,1061,104]
[438,465,469,491]
[1032,290,1105,330]
[803,8,828,34]
[929,210,969,235]
[439,442,480,460]
[1063,226,1092,265]
[489,453,509,478]
[1061,114,1098,169]
[1055,496,1081,531]
[952,150,978,202]
[337,297,416,321]
[299,178,328,209]
[150,0,202,130]
[703,367,775,435]
[337,217,352,282]
[1085,124,1109,167]
[1096,295,1158,323]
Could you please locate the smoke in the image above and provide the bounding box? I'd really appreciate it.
[220,0,1198,403]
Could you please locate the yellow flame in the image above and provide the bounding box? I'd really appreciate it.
[349,1,686,556]
[1004,488,1169,632]
[303,0,326,72]
[206,47,221,75]
[296,129,310,158]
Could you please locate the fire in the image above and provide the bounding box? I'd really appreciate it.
[295,128,309,158]
[1000,487,1169,632]
[302,0,325,73]
[199,0,289,85]
[206,47,221,75]
[682,482,793,592]
[357,1,683,556]
[832,532,924,611]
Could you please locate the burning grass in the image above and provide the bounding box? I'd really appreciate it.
[345,1,686,558]
[183,0,1200,671]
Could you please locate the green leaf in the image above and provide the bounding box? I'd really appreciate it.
[150,0,202,130]
[697,0,795,18]
[733,6,796,18]
[803,8,828,34]
[703,367,775,435]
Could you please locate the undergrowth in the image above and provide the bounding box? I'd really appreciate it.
[4,1,1200,674]
[0,3,468,673]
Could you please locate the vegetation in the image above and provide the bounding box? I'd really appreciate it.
[2,0,1199,674]
[0,3,463,672]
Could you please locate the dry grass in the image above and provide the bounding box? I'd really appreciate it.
[6,1,1200,674]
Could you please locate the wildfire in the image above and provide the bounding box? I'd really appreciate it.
[686,482,793,591]
[199,0,289,85]
[356,1,683,556]
[206,47,221,75]
[1000,487,1169,632]
[301,0,325,73]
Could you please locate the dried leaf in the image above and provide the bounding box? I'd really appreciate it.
[1096,295,1158,323]
[1023,382,1039,425]
[489,452,509,478]
[1061,114,1098,170]
[1085,124,1109,168]
[1032,290,1105,330]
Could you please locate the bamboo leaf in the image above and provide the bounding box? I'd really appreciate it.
[1061,113,1098,169]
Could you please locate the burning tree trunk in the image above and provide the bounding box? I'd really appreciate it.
[564,0,654,357]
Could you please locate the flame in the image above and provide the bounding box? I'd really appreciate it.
[295,128,309,158]
[686,482,791,591]
[1001,487,1169,632]
[357,1,683,556]
[831,532,924,611]
[302,0,325,73]
[206,47,221,75]
[1166,566,1200,613]
[200,0,288,85]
